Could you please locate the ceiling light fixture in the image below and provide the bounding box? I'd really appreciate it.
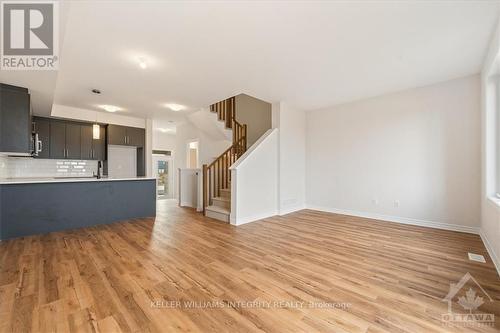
[165,103,185,112]
[92,113,100,139]
[138,57,147,69]
[99,104,121,113]
[157,128,174,133]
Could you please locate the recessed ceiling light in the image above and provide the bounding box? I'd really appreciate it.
[138,57,147,69]
[99,104,121,113]
[157,128,174,133]
[165,103,185,112]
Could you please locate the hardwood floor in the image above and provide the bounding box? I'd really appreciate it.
[1,199,499,333]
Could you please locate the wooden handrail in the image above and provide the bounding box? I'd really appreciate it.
[203,96,247,214]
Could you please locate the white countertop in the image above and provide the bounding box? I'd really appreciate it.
[0,176,156,185]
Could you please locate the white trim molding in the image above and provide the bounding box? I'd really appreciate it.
[306,205,480,234]
[479,228,500,277]
[230,210,278,226]
[279,204,306,216]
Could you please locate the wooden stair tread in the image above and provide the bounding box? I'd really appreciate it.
[205,205,230,215]
[213,196,230,202]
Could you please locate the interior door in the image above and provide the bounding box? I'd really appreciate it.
[65,123,81,159]
[152,154,173,199]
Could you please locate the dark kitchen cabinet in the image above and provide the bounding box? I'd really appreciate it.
[93,125,106,160]
[127,127,145,147]
[49,120,81,160]
[108,125,127,145]
[65,123,81,159]
[108,124,144,147]
[80,124,94,160]
[81,124,106,160]
[32,117,50,158]
[49,120,66,159]
[0,84,31,154]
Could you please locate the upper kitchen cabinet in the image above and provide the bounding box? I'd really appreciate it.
[0,84,31,155]
[127,127,145,147]
[32,117,50,159]
[93,125,106,160]
[49,119,81,160]
[108,125,127,145]
[108,125,145,147]
[81,124,106,160]
[80,124,94,160]
[34,117,107,161]
[64,123,81,159]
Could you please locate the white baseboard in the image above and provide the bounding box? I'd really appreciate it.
[479,229,500,277]
[279,204,306,216]
[306,205,480,234]
[230,210,278,226]
[180,201,196,208]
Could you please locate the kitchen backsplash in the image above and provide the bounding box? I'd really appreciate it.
[0,156,98,178]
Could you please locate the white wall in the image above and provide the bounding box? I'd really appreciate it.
[51,104,146,128]
[178,168,201,209]
[273,102,306,215]
[480,19,500,276]
[174,121,231,198]
[230,129,279,225]
[153,130,176,152]
[306,75,481,233]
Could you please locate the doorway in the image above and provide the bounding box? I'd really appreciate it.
[152,153,173,200]
[186,140,199,168]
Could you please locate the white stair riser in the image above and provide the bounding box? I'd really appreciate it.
[219,189,231,199]
[213,198,230,209]
[206,209,230,223]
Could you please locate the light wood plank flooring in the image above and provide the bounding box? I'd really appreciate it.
[1,200,499,332]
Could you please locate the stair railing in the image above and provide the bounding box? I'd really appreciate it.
[203,97,247,215]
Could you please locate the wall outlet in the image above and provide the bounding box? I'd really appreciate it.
[372,199,379,205]
[394,200,400,207]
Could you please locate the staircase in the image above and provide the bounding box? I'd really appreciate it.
[203,97,247,222]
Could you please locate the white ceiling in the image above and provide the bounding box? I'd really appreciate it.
[1,1,499,121]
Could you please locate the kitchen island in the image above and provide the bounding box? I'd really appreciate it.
[0,177,156,240]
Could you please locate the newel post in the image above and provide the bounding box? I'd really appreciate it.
[202,164,208,215]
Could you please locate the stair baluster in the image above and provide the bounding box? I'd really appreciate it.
[203,97,247,216]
